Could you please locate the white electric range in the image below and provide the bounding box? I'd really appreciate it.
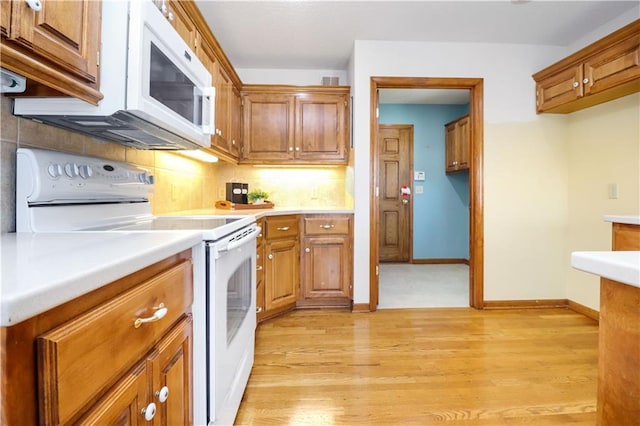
[16,147,258,425]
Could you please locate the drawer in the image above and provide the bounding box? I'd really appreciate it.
[265,215,299,240]
[303,215,351,235]
[37,260,193,425]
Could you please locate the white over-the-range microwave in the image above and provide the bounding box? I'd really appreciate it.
[13,0,215,151]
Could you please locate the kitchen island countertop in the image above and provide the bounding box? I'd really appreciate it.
[0,231,202,326]
[571,251,640,288]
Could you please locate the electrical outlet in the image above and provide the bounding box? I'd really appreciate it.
[311,186,319,199]
[415,185,424,194]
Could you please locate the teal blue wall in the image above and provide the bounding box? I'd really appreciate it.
[379,103,470,260]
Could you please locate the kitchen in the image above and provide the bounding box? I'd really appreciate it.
[2,0,640,425]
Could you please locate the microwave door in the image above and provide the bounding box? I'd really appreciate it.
[126,0,213,147]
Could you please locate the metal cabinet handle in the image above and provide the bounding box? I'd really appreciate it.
[256,306,263,313]
[305,248,311,253]
[276,226,290,231]
[572,81,579,88]
[134,303,168,328]
[289,147,294,151]
[268,254,273,260]
[155,386,169,403]
[256,265,263,271]
[168,11,174,21]
[25,0,42,11]
[320,224,334,230]
[582,78,589,84]
[141,402,156,421]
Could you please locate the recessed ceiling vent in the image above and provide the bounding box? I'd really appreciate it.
[321,76,339,86]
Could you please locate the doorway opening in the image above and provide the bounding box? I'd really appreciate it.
[369,77,484,311]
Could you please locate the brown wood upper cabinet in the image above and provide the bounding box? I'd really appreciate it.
[0,0,102,104]
[445,114,470,174]
[533,19,640,114]
[159,0,197,51]
[242,86,351,164]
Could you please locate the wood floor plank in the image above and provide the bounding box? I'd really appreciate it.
[236,308,598,425]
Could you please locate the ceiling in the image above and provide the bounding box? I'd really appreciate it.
[195,1,638,71]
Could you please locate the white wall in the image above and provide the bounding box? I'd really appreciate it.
[566,93,640,311]
[236,68,348,85]
[351,40,571,304]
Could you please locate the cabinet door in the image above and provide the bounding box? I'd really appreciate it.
[1,0,11,37]
[535,66,583,113]
[150,315,193,426]
[584,35,640,97]
[165,0,197,51]
[294,94,349,162]
[301,235,351,301]
[445,121,457,173]
[214,64,231,149]
[229,85,242,158]
[9,0,100,84]
[77,362,149,425]
[242,93,295,161]
[265,239,299,311]
[456,115,470,170]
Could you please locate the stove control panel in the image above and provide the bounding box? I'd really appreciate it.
[17,148,154,204]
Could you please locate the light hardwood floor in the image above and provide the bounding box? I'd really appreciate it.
[236,308,598,425]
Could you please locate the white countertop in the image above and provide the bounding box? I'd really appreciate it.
[163,207,354,219]
[0,231,202,326]
[571,251,640,288]
[604,215,640,225]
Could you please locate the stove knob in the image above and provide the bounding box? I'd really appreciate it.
[47,164,63,178]
[138,172,147,183]
[78,165,93,179]
[64,163,79,178]
[147,175,155,184]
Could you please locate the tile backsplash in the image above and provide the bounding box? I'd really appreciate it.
[1,96,351,233]
[1,96,217,233]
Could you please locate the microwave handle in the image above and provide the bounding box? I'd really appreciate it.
[201,86,216,135]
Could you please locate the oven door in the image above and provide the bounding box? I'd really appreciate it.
[207,226,258,425]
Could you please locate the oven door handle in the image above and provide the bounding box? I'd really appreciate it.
[219,226,261,252]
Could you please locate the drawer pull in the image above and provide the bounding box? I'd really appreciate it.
[156,386,169,403]
[256,265,263,271]
[276,226,290,231]
[256,306,263,313]
[134,303,168,328]
[320,224,334,230]
[141,402,156,421]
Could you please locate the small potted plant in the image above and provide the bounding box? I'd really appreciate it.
[248,189,269,205]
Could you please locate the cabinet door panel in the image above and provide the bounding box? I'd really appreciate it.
[456,115,470,169]
[265,239,299,310]
[295,94,348,161]
[445,122,457,172]
[536,66,583,113]
[151,315,193,426]
[584,35,640,96]
[1,0,11,37]
[166,0,196,51]
[12,0,100,83]
[302,236,350,299]
[77,362,148,426]
[243,93,295,161]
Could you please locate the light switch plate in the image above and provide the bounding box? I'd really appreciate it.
[414,171,425,181]
[415,185,424,194]
[608,183,619,199]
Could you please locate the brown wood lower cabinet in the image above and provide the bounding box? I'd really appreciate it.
[299,215,353,308]
[0,250,193,425]
[260,215,299,320]
[256,213,354,323]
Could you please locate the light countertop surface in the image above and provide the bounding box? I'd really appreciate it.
[163,207,354,218]
[571,251,640,288]
[0,231,202,326]
[604,215,640,225]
